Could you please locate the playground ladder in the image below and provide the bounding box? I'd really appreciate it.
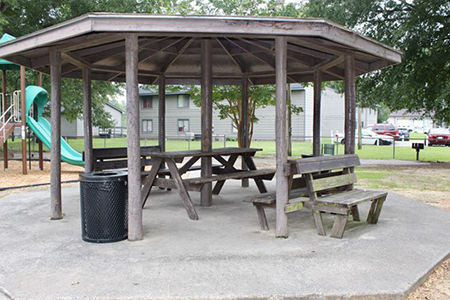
[0,91,21,143]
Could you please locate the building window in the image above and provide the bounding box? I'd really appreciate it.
[142,119,153,132]
[177,95,189,108]
[178,119,189,132]
[142,96,153,109]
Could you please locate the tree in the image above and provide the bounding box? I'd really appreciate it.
[0,0,193,127]
[304,0,450,124]
[191,85,274,147]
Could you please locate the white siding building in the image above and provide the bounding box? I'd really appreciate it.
[139,84,377,140]
[47,103,124,138]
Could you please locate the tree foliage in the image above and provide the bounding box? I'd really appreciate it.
[305,0,450,123]
[0,0,193,127]
[1,0,305,132]
[188,85,282,147]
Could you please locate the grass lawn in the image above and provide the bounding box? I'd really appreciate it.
[3,136,449,162]
[409,132,427,140]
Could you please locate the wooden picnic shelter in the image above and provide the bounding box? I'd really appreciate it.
[0,14,402,240]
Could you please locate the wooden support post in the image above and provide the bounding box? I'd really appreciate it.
[2,70,7,170]
[200,38,213,207]
[313,70,322,156]
[82,67,94,173]
[357,106,362,150]
[275,36,289,238]
[50,52,62,220]
[126,33,143,241]
[344,52,356,154]
[37,72,43,171]
[20,66,27,175]
[158,75,166,151]
[287,83,292,157]
[241,75,249,187]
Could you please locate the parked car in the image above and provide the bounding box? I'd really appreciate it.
[398,127,410,141]
[427,128,450,146]
[365,123,400,140]
[336,130,393,146]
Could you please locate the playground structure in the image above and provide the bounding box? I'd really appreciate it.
[25,86,83,165]
[0,33,83,173]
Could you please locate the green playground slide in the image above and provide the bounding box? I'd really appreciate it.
[25,85,84,166]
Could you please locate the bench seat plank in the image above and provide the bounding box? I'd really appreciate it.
[184,169,275,185]
[315,189,388,207]
[247,187,308,205]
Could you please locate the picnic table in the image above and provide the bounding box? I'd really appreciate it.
[140,147,275,220]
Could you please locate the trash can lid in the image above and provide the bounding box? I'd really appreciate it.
[79,170,128,182]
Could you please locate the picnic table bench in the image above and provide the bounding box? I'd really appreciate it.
[250,154,387,238]
[85,147,275,221]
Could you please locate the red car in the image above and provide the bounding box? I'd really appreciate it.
[427,128,450,146]
[365,123,400,140]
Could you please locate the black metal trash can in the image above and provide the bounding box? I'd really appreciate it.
[79,170,128,243]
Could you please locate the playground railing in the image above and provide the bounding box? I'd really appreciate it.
[12,90,21,122]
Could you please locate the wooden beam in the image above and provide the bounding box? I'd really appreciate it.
[315,55,345,72]
[287,83,292,157]
[126,33,143,241]
[226,38,275,69]
[138,37,186,65]
[160,38,196,73]
[158,75,166,151]
[344,52,356,155]
[201,38,213,207]
[275,36,289,238]
[238,38,315,68]
[241,75,249,188]
[2,70,7,170]
[226,38,297,83]
[82,67,93,173]
[51,33,125,53]
[37,72,44,171]
[20,66,27,175]
[49,52,62,220]
[61,52,92,69]
[216,38,246,74]
[313,70,322,156]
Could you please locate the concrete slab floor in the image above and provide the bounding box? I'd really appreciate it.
[1,179,450,300]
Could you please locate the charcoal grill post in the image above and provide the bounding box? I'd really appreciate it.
[412,143,424,161]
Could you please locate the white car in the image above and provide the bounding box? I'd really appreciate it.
[336,130,393,146]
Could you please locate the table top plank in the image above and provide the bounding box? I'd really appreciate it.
[145,147,262,159]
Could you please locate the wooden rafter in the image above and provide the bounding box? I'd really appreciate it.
[151,38,196,84]
[238,38,315,69]
[160,38,195,73]
[216,38,246,74]
[225,38,274,69]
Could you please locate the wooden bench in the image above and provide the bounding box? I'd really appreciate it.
[86,146,162,171]
[251,154,387,238]
[146,169,275,192]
